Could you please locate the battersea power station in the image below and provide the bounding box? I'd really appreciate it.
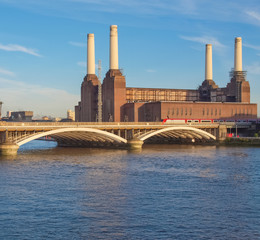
[75,25,257,122]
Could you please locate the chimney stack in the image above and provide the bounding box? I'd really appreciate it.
[205,44,213,80]
[234,37,242,72]
[87,33,95,74]
[110,25,119,70]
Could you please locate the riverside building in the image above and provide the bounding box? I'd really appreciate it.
[75,26,257,122]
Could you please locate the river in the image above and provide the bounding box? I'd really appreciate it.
[0,141,259,239]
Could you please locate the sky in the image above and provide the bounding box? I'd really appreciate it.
[1,0,260,118]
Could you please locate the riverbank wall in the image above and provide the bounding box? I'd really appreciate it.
[222,137,260,146]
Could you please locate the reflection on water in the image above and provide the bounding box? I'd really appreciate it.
[0,141,260,239]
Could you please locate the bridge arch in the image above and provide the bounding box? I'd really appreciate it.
[17,128,127,147]
[138,126,216,142]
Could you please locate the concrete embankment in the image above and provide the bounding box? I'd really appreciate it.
[221,137,260,146]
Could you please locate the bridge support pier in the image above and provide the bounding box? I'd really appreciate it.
[127,138,144,150]
[0,143,19,156]
[217,125,227,142]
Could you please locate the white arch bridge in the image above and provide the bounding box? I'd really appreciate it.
[0,122,227,155]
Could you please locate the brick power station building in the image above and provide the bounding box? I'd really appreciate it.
[75,25,257,122]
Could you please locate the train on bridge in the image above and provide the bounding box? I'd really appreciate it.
[162,118,260,124]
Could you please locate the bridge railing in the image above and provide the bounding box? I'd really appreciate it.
[0,121,224,127]
[0,122,164,127]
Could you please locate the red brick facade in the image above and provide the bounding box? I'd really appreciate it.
[75,69,257,122]
[102,69,126,122]
[122,102,257,122]
[79,74,99,122]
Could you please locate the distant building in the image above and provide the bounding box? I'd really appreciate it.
[0,102,2,119]
[75,26,257,122]
[54,117,62,122]
[42,116,50,121]
[10,111,33,122]
[7,111,12,118]
[67,110,75,121]
[32,116,54,122]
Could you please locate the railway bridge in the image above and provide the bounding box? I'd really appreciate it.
[0,121,230,155]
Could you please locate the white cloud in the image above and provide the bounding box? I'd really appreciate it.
[65,0,198,15]
[3,0,260,27]
[69,41,86,47]
[77,61,86,67]
[244,43,260,51]
[0,43,42,57]
[180,35,226,48]
[0,67,15,77]
[246,11,260,22]
[0,77,79,117]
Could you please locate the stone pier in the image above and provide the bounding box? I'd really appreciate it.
[0,143,19,156]
[127,138,144,150]
[217,125,227,141]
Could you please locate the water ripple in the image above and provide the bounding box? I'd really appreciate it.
[0,142,259,239]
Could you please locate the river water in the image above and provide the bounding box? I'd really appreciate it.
[0,141,259,239]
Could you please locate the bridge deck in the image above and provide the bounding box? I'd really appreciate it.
[0,122,220,131]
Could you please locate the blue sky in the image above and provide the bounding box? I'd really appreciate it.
[1,0,260,118]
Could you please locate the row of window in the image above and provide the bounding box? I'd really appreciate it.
[127,95,198,101]
[167,107,253,117]
[126,90,199,101]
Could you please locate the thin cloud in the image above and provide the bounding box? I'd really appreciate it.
[69,41,86,47]
[77,61,86,67]
[0,43,42,57]
[68,0,198,15]
[0,0,201,19]
[0,77,79,117]
[0,67,15,77]
[245,62,260,75]
[180,35,225,48]
[244,43,260,51]
[3,0,259,27]
[246,11,260,22]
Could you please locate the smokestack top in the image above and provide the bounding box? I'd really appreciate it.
[206,44,212,47]
[110,25,117,29]
[88,33,94,38]
[235,37,242,41]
